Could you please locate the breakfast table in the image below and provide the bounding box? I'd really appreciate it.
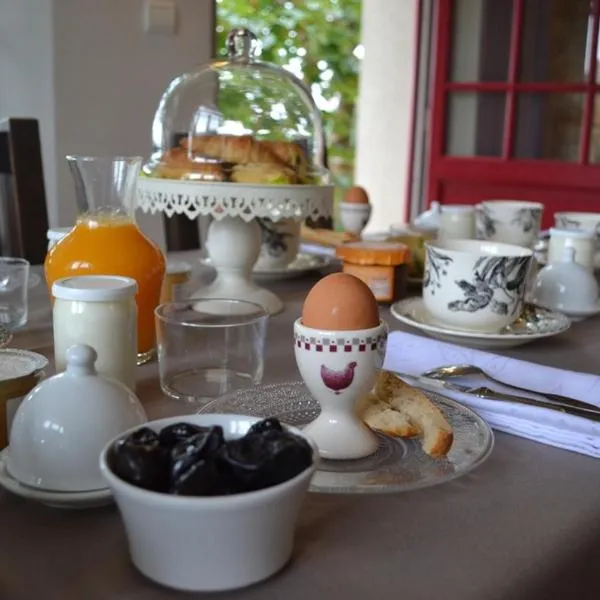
[2,253,600,600]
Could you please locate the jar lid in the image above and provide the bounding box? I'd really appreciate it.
[166,260,192,276]
[440,204,475,213]
[0,349,48,400]
[336,241,411,266]
[47,227,72,241]
[53,275,138,302]
[550,227,595,240]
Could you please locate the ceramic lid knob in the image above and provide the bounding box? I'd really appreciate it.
[65,344,97,375]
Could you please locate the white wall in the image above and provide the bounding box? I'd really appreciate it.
[355,0,419,233]
[0,0,214,248]
[0,0,56,230]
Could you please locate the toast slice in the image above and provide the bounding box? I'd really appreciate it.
[358,370,454,458]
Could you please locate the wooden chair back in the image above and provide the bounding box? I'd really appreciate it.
[0,118,49,264]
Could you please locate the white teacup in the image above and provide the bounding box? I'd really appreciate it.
[423,239,534,332]
[438,205,475,240]
[294,318,388,460]
[476,200,543,248]
[255,218,301,270]
[554,212,600,247]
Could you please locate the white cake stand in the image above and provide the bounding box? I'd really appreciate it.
[137,177,334,314]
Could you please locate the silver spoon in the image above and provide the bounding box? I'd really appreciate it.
[421,364,599,413]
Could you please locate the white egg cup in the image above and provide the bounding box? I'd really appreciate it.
[339,202,372,236]
[293,319,388,460]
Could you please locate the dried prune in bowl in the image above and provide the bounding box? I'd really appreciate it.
[169,426,225,485]
[247,418,283,436]
[170,458,237,496]
[159,423,208,449]
[218,429,313,492]
[113,428,169,492]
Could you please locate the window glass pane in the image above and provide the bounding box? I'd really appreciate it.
[449,0,513,82]
[514,93,583,161]
[519,0,592,83]
[445,92,506,156]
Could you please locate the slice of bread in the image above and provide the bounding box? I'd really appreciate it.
[358,370,454,458]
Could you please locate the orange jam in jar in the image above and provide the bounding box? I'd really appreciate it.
[336,241,411,304]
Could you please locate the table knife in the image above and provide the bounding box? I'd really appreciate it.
[393,371,600,423]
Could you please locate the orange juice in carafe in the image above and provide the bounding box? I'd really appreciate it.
[45,156,166,363]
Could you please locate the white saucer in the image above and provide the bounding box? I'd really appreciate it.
[390,297,571,349]
[544,301,600,322]
[0,449,113,509]
[201,252,332,281]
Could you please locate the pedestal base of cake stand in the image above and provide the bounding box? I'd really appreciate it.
[191,216,284,315]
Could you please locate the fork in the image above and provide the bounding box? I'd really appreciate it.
[421,364,599,413]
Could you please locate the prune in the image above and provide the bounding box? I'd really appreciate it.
[112,419,313,497]
[170,458,235,496]
[169,426,225,486]
[218,429,313,492]
[112,428,168,492]
[129,426,159,445]
[159,422,208,449]
[247,418,283,436]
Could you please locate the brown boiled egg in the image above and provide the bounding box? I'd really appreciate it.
[344,186,370,204]
[302,273,380,331]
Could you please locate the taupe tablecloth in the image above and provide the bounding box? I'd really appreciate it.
[3,256,600,600]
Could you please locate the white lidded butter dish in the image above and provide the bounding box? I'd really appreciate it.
[7,344,147,493]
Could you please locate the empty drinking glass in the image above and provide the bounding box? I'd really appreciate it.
[155,298,269,404]
[0,258,30,330]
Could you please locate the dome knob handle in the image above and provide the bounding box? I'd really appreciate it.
[227,28,259,60]
[65,344,97,376]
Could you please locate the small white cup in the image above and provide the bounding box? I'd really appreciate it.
[476,200,543,248]
[423,239,534,332]
[439,205,475,240]
[255,218,301,270]
[554,212,600,248]
[548,227,595,273]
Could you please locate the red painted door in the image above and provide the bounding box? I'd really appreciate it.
[427,0,600,229]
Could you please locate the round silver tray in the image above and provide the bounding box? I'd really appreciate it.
[200,381,494,494]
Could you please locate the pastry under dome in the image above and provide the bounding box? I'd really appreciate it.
[143,28,329,186]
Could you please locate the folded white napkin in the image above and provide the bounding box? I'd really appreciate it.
[383,331,600,458]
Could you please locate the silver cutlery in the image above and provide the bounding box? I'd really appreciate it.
[393,371,600,423]
[421,364,598,413]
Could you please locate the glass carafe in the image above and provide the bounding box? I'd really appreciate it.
[45,156,166,364]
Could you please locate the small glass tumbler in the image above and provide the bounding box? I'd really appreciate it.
[155,298,269,404]
[0,258,30,330]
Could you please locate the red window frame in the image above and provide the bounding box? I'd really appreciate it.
[426,0,600,227]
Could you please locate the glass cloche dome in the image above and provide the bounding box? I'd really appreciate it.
[143,28,329,186]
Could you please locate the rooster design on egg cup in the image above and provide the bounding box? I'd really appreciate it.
[294,318,388,460]
[320,362,357,394]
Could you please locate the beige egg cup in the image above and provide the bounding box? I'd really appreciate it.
[294,319,388,460]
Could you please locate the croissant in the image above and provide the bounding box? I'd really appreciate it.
[181,135,286,166]
[155,148,225,181]
[259,140,308,173]
[231,163,297,185]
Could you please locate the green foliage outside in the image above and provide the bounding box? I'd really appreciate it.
[215,0,362,194]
